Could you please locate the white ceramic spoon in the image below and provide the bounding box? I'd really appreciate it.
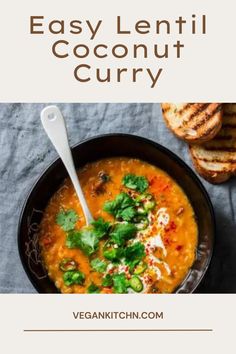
[40,105,93,225]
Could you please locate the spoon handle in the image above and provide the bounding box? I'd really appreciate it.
[40,105,93,225]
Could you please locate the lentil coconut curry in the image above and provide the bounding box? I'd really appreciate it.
[39,158,198,294]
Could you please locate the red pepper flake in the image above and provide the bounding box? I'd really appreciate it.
[164,237,171,246]
[149,259,154,266]
[176,245,183,251]
[165,221,177,232]
[145,275,153,284]
[170,221,177,230]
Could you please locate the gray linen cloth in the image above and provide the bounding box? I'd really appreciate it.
[0,103,235,293]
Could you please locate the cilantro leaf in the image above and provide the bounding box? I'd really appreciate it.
[65,230,80,248]
[66,227,99,256]
[103,247,124,261]
[91,217,111,238]
[56,209,79,231]
[125,242,145,262]
[112,273,129,294]
[122,174,149,193]
[124,242,145,270]
[102,274,113,287]
[87,283,100,293]
[110,223,137,246]
[103,193,135,218]
[63,270,85,286]
[116,206,136,222]
[90,258,107,273]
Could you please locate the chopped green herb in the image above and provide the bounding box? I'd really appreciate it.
[90,258,107,273]
[125,242,145,261]
[66,227,99,256]
[116,206,137,222]
[103,191,154,224]
[87,283,100,293]
[112,273,129,294]
[124,242,145,270]
[103,247,124,261]
[103,192,135,218]
[63,270,85,286]
[59,258,77,272]
[102,274,113,287]
[110,223,137,246]
[122,174,149,193]
[91,217,111,238]
[56,209,78,231]
[65,230,80,248]
[103,248,117,261]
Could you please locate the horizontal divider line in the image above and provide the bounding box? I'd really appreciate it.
[24,328,213,332]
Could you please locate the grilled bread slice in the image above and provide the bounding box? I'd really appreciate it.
[189,103,236,183]
[161,103,223,143]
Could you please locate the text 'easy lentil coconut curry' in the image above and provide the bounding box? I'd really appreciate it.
[39,158,198,293]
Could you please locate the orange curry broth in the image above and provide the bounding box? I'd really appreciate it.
[39,157,198,293]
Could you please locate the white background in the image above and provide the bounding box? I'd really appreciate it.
[0,294,235,353]
[0,0,236,351]
[0,0,235,101]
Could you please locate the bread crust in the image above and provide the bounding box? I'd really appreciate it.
[161,103,223,144]
[189,103,236,184]
[189,146,235,184]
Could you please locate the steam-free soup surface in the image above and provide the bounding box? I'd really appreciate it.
[39,158,198,293]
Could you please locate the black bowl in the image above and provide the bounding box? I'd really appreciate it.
[18,134,215,293]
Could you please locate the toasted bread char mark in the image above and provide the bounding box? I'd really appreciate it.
[184,103,210,124]
[161,103,194,119]
[162,103,191,114]
[197,157,236,163]
[176,103,197,116]
[161,102,223,144]
[223,103,236,114]
[202,147,236,153]
[175,103,192,116]
[196,123,220,139]
[189,103,236,183]
[191,104,222,130]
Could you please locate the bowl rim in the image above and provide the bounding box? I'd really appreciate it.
[18,133,215,294]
